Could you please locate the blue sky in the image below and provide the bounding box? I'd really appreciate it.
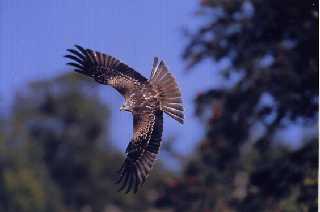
[0,1,313,170]
[0,0,221,161]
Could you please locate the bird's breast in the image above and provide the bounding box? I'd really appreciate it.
[131,87,160,112]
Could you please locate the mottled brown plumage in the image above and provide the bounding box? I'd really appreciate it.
[65,45,184,193]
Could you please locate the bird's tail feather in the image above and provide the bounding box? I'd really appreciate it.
[149,58,184,124]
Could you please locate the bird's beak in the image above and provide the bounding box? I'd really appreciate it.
[120,105,129,111]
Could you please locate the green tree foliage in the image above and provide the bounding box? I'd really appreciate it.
[0,73,172,212]
[0,1,317,211]
[155,0,318,211]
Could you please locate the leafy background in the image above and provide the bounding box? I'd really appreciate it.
[0,0,318,211]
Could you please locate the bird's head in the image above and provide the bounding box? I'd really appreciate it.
[120,102,133,112]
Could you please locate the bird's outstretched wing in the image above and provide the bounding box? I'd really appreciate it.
[115,111,163,193]
[65,45,148,97]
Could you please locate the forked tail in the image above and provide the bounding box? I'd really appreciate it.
[149,57,184,124]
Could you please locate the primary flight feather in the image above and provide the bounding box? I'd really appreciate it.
[65,45,184,193]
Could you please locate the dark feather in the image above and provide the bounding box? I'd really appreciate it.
[67,49,86,60]
[66,62,83,70]
[118,171,130,192]
[116,112,163,193]
[64,54,84,65]
[126,173,134,193]
[65,45,148,98]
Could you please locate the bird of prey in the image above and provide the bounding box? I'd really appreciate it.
[65,45,184,193]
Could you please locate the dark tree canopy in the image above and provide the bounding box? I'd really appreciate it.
[156,0,318,211]
[0,0,317,211]
[187,0,317,125]
[0,74,172,212]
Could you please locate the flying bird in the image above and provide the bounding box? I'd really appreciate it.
[65,45,184,193]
